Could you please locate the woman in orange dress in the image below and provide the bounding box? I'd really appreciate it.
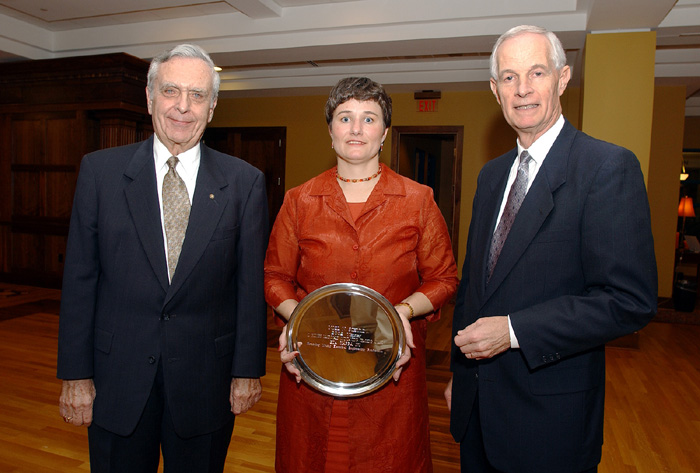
[264,77,458,473]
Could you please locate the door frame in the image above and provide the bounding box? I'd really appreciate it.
[390,126,464,259]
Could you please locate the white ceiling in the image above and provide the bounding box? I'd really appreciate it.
[1,0,700,115]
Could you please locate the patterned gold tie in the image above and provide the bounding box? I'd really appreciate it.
[163,156,191,281]
[487,150,532,282]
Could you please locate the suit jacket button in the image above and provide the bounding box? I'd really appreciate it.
[148,356,156,364]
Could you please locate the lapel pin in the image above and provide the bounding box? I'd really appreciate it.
[209,194,215,199]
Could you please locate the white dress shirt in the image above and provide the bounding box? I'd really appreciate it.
[501,115,565,348]
[153,135,201,281]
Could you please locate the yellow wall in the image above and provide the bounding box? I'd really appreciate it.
[211,95,333,188]
[581,32,656,183]
[209,86,622,275]
[649,87,687,297]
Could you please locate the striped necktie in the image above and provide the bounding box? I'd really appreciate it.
[487,150,532,282]
[162,156,191,281]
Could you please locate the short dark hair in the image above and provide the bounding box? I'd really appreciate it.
[325,77,392,129]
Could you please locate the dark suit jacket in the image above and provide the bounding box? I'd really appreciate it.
[450,120,657,473]
[57,136,269,438]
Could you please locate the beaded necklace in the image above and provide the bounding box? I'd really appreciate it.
[336,164,382,183]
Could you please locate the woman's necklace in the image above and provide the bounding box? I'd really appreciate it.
[336,164,382,183]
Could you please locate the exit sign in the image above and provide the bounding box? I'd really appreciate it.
[417,99,438,112]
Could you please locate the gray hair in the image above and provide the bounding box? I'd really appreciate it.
[147,44,220,104]
[490,25,567,80]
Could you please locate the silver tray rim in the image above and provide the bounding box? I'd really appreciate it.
[287,283,405,397]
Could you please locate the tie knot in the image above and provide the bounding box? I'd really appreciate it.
[519,150,531,165]
[167,156,179,170]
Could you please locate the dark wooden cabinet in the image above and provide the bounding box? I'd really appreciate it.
[0,53,152,287]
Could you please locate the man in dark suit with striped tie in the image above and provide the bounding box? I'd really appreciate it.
[446,25,657,473]
[57,44,268,473]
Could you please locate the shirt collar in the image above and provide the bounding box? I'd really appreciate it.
[517,114,565,165]
[153,135,201,180]
[309,164,406,197]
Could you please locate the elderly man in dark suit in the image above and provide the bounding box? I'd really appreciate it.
[57,44,268,473]
[445,25,657,473]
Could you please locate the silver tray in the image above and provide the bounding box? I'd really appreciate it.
[287,283,405,397]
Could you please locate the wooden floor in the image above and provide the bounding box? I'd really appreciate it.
[1,284,699,472]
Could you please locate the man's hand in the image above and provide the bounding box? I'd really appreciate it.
[59,379,96,427]
[230,378,262,415]
[454,316,511,360]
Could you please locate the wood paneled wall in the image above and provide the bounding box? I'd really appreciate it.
[0,54,153,287]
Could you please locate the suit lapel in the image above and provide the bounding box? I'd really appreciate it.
[482,121,575,304]
[326,185,356,230]
[165,145,228,301]
[124,137,170,292]
[309,169,357,230]
[360,166,404,219]
[473,155,514,300]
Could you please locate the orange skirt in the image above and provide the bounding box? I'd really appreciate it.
[324,399,349,473]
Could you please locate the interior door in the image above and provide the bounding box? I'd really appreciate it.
[391,126,463,260]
